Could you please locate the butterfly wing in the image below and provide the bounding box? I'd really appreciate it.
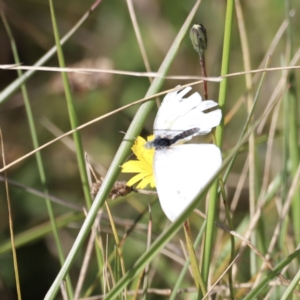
[153,144,222,222]
[154,87,221,139]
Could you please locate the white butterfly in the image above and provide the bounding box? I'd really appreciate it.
[146,86,222,222]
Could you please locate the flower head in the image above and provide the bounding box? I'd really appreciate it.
[121,135,155,189]
[190,24,207,55]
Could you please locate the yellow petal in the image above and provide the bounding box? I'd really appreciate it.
[136,176,153,189]
[121,135,155,189]
[132,136,147,161]
[142,148,154,165]
[150,175,156,188]
[126,173,149,187]
[122,160,150,173]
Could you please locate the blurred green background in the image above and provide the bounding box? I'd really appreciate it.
[0,0,300,299]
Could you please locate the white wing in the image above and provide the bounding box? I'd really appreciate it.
[154,144,222,222]
[154,87,221,139]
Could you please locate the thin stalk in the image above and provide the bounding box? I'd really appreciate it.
[49,0,92,209]
[190,24,208,99]
[1,130,22,300]
[199,52,208,99]
[125,4,155,296]
[105,202,126,277]
[1,12,74,299]
[126,0,152,79]
[284,0,300,245]
[235,0,258,277]
[281,266,300,299]
[183,220,206,297]
[0,212,84,255]
[169,221,206,300]
[98,118,268,300]
[202,0,234,285]
[73,214,100,300]
[280,70,290,257]
[0,0,103,104]
[242,250,300,300]
[48,0,104,293]
[223,56,270,184]
[141,203,153,300]
[219,180,234,300]
[44,2,203,299]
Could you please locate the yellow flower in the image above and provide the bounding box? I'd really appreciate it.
[121,135,155,189]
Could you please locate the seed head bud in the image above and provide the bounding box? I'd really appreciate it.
[189,24,207,54]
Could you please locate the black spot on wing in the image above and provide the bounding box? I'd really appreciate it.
[151,127,200,150]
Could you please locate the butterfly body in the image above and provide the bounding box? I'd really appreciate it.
[146,127,200,150]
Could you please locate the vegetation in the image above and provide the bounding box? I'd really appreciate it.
[0,0,300,299]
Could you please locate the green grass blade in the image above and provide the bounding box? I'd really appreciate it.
[0,213,83,255]
[44,1,202,299]
[284,0,300,245]
[169,221,206,300]
[0,0,102,105]
[92,119,262,300]
[242,250,300,300]
[1,11,74,298]
[202,0,234,285]
[48,0,105,294]
[183,221,206,297]
[223,57,270,184]
[281,268,300,299]
[49,0,92,209]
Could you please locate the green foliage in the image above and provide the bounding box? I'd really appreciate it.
[1,0,300,299]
